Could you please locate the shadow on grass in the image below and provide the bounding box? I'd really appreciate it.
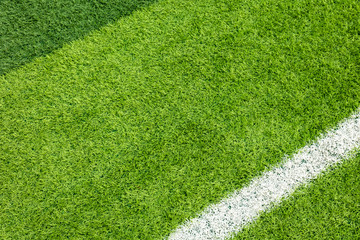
[0,0,158,75]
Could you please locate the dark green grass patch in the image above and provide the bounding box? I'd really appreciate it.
[0,0,157,76]
[0,0,359,239]
[235,155,360,240]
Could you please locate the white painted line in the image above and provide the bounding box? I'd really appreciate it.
[167,109,360,240]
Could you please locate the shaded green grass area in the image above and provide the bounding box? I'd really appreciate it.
[0,0,157,76]
[235,155,360,240]
[1,0,359,239]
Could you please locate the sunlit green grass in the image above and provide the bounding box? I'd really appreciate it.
[234,155,360,240]
[1,0,359,238]
[0,0,157,75]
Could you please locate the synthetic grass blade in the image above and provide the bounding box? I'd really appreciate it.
[168,109,360,240]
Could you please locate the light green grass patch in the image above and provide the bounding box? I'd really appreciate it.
[234,154,360,240]
[0,0,158,75]
[1,0,359,239]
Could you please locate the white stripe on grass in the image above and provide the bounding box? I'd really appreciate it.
[168,109,360,240]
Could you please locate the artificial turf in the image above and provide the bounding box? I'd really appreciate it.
[1,0,359,239]
[234,154,360,240]
[0,0,157,76]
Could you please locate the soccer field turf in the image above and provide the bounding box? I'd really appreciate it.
[1,0,359,239]
[0,0,157,76]
[236,155,360,239]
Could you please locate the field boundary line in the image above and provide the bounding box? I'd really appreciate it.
[168,109,360,240]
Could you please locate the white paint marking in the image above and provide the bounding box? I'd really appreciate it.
[168,109,360,240]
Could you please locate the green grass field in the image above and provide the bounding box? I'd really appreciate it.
[236,155,360,240]
[1,0,359,239]
[0,0,157,76]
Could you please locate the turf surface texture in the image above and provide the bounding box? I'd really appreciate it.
[236,155,360,239]
[0,0,359,239]
[0,0,157,75]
